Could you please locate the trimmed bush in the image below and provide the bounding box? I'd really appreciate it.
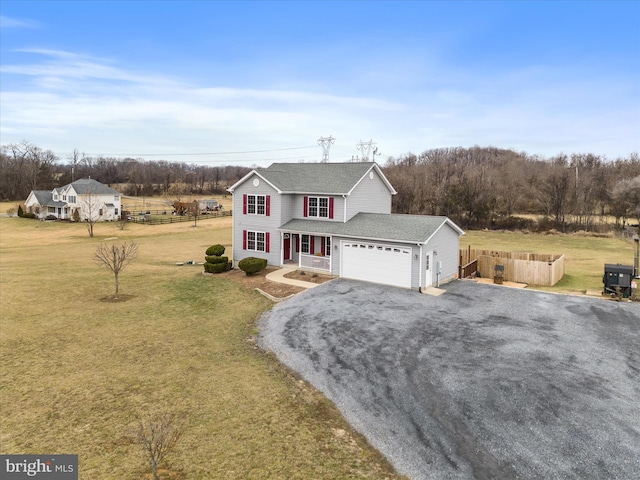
[203,244,229,275]
[206,244,225,256]
[238,257,267,276]
[205,255,228,264]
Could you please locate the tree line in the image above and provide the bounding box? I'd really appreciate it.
[0,141,251,201]
[2,141,639,232]
[382,146,640,231]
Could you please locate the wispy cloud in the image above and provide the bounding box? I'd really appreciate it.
[0,15,40,29]
[1,47,638,163]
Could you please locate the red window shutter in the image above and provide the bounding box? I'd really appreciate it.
[329,197,334,219]
[243,230,247,250]
[243,194,247,214]
[321,237,325,254]
[303,196,308,217]
[265,195,270,216]
[295,235,299,253]
[265,232,270,253]
[310,235,315,255]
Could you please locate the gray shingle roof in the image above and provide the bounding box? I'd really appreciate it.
[69,179,121,195]
[278,219,346,236]
[280,213,464,243]
[30,190,53,205]
[255,162,390,194]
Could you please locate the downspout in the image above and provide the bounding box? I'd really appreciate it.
[342,195,347,222]
[418,244,423,293]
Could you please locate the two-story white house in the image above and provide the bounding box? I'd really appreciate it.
[228,162,464,290]
[25,178,122,221]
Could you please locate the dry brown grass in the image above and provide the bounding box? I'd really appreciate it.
[0,216,404,480]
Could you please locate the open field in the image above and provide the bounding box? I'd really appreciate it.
[462,229,638,295]
[0,216,401,479]
[1,215,636,478]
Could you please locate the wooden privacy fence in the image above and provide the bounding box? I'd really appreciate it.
[459,248,564,286]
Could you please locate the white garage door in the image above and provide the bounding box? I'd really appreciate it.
[341,242,412,288]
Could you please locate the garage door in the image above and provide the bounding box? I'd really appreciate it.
[341,242,412,288]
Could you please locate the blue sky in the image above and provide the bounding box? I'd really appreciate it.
[1,1,639,167]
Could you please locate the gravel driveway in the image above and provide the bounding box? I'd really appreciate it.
[258,279,640,480]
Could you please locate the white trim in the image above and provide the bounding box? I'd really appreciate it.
[227,170,282,194]
[423,218,466,243]
[347,163,397,196]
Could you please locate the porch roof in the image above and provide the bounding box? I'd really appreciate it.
[280,213,464,244]
[279,218,344,236]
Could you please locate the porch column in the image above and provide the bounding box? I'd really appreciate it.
[280,230,284,266]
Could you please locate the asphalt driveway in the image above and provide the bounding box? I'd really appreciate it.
[258,279,640,480]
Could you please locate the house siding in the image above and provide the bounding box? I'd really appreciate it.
[228,164,462,287]
[25,183,122,221]
[345,170,393,220]
[425,223,462,286]
[280,193,296,224]
[232,173,282,266]
[331,223,461,289]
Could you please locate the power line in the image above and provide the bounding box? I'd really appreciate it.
[58,145,318,158]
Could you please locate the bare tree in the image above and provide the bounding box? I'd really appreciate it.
[78,187,105,237]
[94,241,138,296]
[136,411,186,480]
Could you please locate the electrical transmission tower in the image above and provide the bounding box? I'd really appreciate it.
[318,135,335,162]
[355,139,380,162]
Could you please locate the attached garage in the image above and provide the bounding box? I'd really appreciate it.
[341,241,412,289]
[280,213,464,290]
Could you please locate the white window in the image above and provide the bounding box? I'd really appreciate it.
[308,197,329,218]
[247,231,266,252]
[325,237,331,256]
[247,195,266,215]
[114,195,119,201]
[68,195,76,203]
[301,234,310,254]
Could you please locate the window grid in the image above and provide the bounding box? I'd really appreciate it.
[247,195,266,215]
[301,234,310,254]
[308,196,329,218]
[247,231,266,252]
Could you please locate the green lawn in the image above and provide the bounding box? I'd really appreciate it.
[0,217,401,480]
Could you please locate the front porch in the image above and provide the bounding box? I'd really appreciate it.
[280,232,332,273]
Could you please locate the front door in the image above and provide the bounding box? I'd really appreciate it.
[283,234,291,261]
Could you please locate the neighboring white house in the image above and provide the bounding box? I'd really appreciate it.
[228,162,465,290]
[25,178,122,222]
